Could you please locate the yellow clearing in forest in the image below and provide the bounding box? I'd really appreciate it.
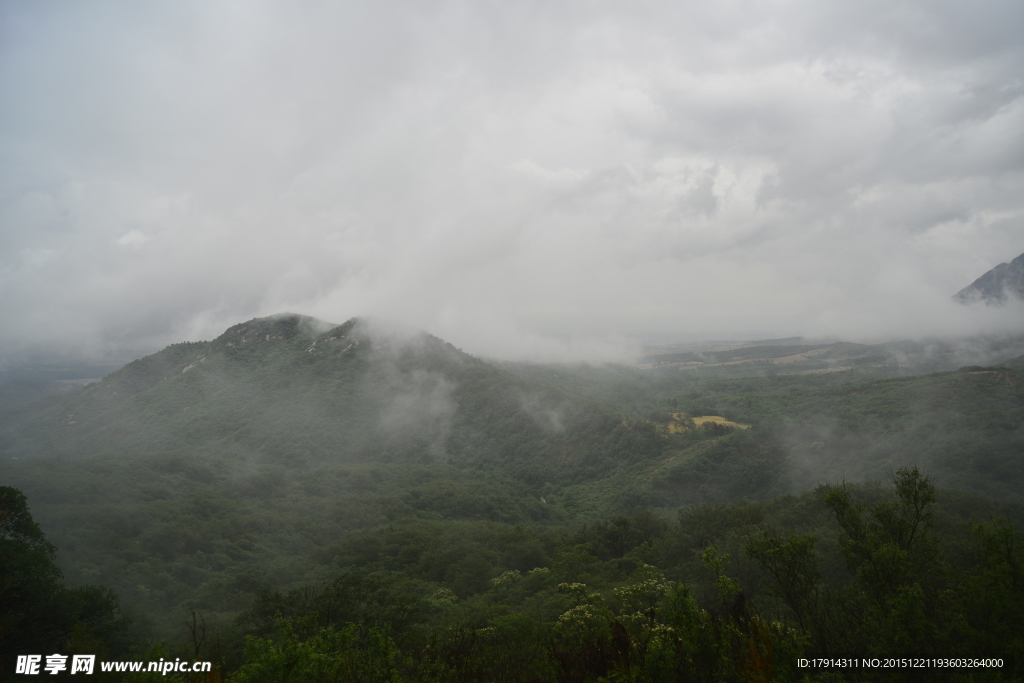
[667,414,750,432]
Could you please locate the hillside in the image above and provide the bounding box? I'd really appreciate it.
[5,456,1024,678]
[635,336,1024,375]
[6,315,1023,508]
[0,315,663,488]
[6,315,1023,516]
[955,251,1024,304]
[4,314,1024,674]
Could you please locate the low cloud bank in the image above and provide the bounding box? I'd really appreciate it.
[1,0,1022,362]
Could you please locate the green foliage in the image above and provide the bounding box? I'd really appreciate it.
[965,519,1024,673]
[231,618,403,683]
[4,317,1024,680]
[823,467,939,606]
[575,509,668,561]
[0,487,128,675]
[240,572,426,645]
[744,530,819,632]
[700,545,742,604]
[0,453,569,641]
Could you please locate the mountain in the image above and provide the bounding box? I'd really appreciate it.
[954,251,1024,304]
[0,314,660,488]
[6,313,1024,511]
[3,313,1024,648]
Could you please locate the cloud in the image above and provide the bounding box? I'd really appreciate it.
[377,369,456,459]
[1,0,1022,360]
[116,230,150,248]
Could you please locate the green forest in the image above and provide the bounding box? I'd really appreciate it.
[2,315,1024,681]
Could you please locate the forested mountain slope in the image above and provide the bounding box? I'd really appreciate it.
[0,315,661,488]
[5,314,1023,512]
[503,359,1024,507]
[4,314,1024,675]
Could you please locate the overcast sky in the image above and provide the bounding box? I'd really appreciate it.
[1,0,1023,361]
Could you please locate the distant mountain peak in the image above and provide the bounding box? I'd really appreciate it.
[954,252,1024,305]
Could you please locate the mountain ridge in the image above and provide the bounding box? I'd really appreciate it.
[954,251,1024,304]
[5,313,1024,509]
[0,314,662,491]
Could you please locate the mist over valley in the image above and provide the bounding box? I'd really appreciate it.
[3,0,1024,679]
[3,310,1024,679]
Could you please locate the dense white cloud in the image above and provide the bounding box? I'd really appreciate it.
[1,0,1022,360]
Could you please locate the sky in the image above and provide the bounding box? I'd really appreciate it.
[1,0,1023,362]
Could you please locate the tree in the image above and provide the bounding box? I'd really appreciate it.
[823,467,938,606]
[822,468,971,661]
[0,487,127,672]
[745,529,819,634]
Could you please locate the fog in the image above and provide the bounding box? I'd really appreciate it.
[2,0,1023,362]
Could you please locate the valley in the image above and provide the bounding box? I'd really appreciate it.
[3,314,1024,681]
